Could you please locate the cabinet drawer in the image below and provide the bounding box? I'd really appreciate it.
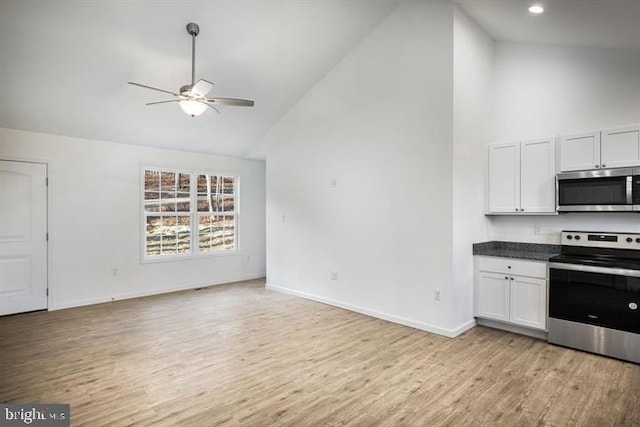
[476,256,546,278]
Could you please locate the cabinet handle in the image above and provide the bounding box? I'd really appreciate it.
[507,266,511,269]
[510,277,514,280]
[595,165,600,168]
[515,208,519,212]
[602,164,606,168]
[521,208,525,212]
[504,276,509,280]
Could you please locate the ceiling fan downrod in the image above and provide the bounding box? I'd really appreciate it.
[186,22,199,87]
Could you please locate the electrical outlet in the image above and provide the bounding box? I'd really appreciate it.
[111,268,119,276]
[281,214,286,222]
[534,224,541,235]
[330,179,338,188]
[434,289,441,301]
[331,272,338,281]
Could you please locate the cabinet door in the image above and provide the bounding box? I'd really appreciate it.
[601,125,640,169]
[476,272,510,322]
[510,276,546,330]
[488,143,520,213]
[520,138,556,213]
[559,132,601,172]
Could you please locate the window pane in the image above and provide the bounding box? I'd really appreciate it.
[222,196,235,212]
[145,216,161,256]
[144,203,160,213]
[197,195,220,212]
[145,170,160,191]
[222,177,234,194]
[198,215,212,251]
[176,192,190,212]
[198,175,218,194]
[160,171,176,191]
[178,173,191,192]
[160,216,177,254]
[177,233,191,253]
[145,214,191,257]
[222,215,235,250]
[144,191,159,200]
[197,197,209,212]
[199,215,235,252]
[197,174,218,193]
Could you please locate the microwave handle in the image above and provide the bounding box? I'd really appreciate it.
[627,176,633,204]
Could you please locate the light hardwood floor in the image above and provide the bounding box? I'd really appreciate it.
[1,279,639,426]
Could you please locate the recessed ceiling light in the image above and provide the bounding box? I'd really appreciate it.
[529,4,544,14]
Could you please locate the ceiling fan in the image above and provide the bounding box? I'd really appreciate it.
[128,22,254,117]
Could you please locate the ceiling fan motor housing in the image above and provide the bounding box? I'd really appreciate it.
[186,23,199,36]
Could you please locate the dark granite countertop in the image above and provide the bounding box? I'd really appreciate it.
[473,241,561,262]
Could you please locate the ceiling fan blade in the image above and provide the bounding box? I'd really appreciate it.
[128,81,180,96]
[204,102,220,114]
[192,79,214,97]
[207,97,254,107]
[146,100,181,106]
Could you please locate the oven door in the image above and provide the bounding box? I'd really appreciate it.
[557,169,633,212]
[549,263,640,334]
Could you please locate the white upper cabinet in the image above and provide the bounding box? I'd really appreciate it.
[559,131,600,172]
[520,138,556,213]
[601,125,640,169]
[487,138,555,214]
[488,142,520,213]
[559,125,640,172]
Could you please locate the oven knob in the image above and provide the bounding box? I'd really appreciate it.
[630,303,638,310]
[628,238,633,243]
[636,238,640,243]
[567,235,573,240]
[574,235,581,240]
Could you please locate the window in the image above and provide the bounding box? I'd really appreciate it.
[143,168,237,259]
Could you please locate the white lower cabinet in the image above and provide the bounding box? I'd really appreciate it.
[475,256,547,331]
[476,272,510,322]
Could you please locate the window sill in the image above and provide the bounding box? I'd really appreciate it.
[141,250,243,264]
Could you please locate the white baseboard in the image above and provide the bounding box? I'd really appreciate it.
[266,283,476,338]
[49,273,266,311]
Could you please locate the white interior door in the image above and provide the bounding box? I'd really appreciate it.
[0,160,47,315]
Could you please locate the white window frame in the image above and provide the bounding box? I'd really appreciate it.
[140,166,240,263]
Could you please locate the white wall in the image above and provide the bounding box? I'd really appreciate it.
[0,127,266,310]
[262,1,466,336]
[489,42,640,243]
[452,7,493,327]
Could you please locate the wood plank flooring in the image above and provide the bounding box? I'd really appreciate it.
[1,279,639,426]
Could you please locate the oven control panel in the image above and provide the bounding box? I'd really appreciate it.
[562,231,640,249]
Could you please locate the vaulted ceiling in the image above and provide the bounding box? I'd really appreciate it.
[0,0,399,158]
[1,0,639,160]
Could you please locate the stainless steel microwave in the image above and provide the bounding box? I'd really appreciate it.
[556,168,640,212]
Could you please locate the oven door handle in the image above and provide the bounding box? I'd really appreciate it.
[549,262,640,278]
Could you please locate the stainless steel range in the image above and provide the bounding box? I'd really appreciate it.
[548,231,640,364]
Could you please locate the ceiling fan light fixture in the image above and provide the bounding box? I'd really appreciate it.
[179,100,207,117]
[528,4,544,14]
